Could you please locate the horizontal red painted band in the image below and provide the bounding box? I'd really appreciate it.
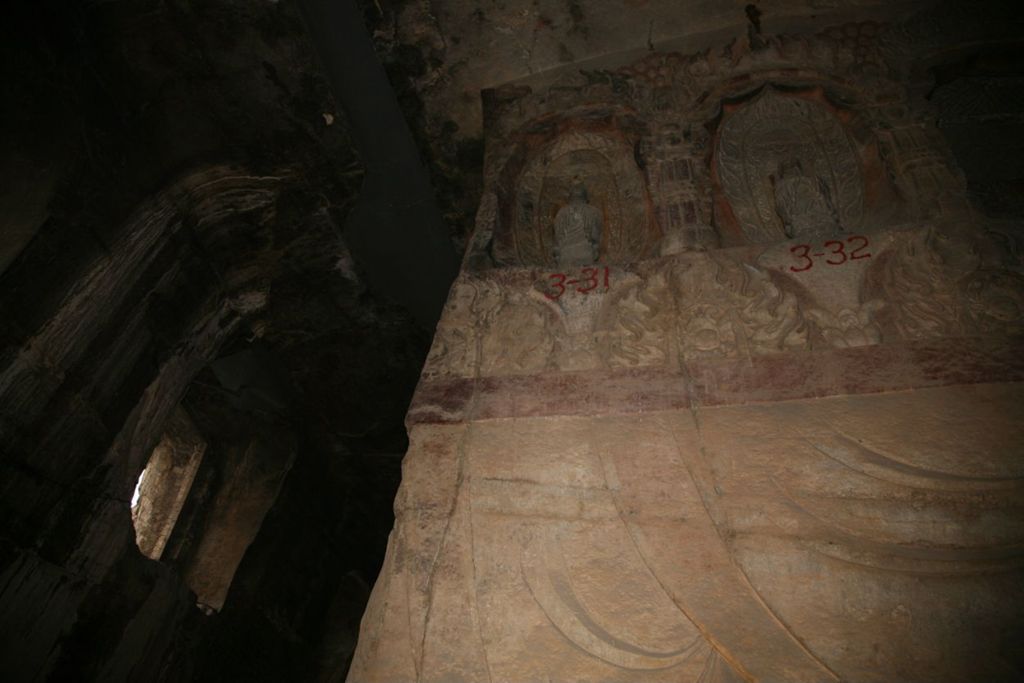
[407,335,1024,424]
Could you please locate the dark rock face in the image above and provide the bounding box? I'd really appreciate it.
[0,0,435,680]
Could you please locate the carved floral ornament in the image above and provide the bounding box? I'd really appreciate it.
[425,222,1024,381]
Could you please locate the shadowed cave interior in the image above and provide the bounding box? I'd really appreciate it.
[1,0,1023,681]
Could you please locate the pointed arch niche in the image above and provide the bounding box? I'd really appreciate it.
[490,109,661,267]
[709,85,900,247]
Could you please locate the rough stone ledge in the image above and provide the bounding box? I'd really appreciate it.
[407,335,1024,424]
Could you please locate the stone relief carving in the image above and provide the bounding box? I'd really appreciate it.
[363,378,1024,682]
[448,415,834,682]
[479,287,557,376]
[716,88,865,245]
[875,230,964,340]
[803,304,883,349]
[478,18,988,255]
[877,125,968,221]
[734,395,1024,576]
[553,183,602,266]
[564,21,898,117]
[501,128,659,267]
[360,14,1024,679]
[520,527,715,672]
[672,256,808,360]
[464,191,499,270]
[654,385,1024,683]
[659,221,720,255]
[772,158,842,239]
[962,269,1024,336]
[549,290,605,372]
[426,228,1021,380]
[783,436,1024,575]
[871,229,1024,341]
[756,233,890,349]
[422,279,481,379]
[652,140,719,255]
[596,270,672,369]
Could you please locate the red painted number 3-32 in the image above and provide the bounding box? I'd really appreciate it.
[789,235,871,272]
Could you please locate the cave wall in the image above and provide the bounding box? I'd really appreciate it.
[350,4,1024,682]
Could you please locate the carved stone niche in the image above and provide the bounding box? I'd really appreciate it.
[489,110,660,267]
[711,86,896,247]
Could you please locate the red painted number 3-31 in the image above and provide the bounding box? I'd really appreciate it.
[546,266,611,300]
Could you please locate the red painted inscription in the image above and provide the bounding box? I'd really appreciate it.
[789,235,871,272]
[545,266,611,300]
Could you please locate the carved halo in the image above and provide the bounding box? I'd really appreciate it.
[715,87,865,244]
